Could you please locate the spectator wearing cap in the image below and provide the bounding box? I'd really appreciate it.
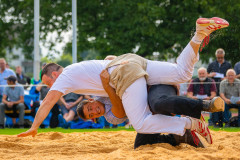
[16,66,31,86]
[0,76,25,128]
[0,58,16,102]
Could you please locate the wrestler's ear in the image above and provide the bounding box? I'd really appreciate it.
[51,71,58,79]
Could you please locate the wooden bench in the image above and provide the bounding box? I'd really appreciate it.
[5,109,32,118]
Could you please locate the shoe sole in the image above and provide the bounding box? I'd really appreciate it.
[211,97,225,112]
[196,17,229,37]
[193,131,207,148]
[191,117,213,144]
[206,126,213,144]
[197,17,229,27]
[200,120,213,144]
[197,121,213,144]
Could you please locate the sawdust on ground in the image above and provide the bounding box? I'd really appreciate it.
[0,130,240,160]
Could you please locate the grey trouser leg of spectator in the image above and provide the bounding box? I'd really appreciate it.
[0,103,6,125]
[16,103,25,125]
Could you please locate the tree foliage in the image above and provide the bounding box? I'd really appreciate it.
[0,0,239,64]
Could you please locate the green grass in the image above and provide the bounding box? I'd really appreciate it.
[1,116,240,135]
[0,127,135,135]
[0,126,240,136]
[208,126,240,132]
[204,116,240,132]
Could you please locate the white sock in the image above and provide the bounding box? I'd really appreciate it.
[191,33,206,44]
[185,117,192,129]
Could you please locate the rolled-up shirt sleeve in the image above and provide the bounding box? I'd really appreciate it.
[96,97,127,125]
[105,109,127,125]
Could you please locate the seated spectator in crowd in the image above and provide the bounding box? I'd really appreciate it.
[0,76,25,128]
[58,93,90,128]
[220,69,240,127]
[187,67,217,100]
[234,61,240,79]
[0,58,16,103]
[6,63,15,73]
[207,48,232,127]
[33,82,60,128]
[16,66,31,86]
[6,63,10,69]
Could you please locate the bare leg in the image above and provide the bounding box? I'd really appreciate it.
[64,110,75,122]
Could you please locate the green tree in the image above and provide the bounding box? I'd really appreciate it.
[0,0,239,65]
[56,54,72,67]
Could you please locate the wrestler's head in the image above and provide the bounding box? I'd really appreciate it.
[77,99,105,119]
[41,63,63,87]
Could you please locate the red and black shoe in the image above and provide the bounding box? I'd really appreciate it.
[189,117,213,144]
[196,17,229,51]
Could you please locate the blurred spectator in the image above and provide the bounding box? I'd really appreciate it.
[6,63,15,72]
[6,63,10,69]
[33,82,60,128]
[187,67,216,100]
[31,63,47,85]
[220,69,240,127]
[0,58,16,103]
[234,61,240,79]
[59,93,86,124]
[16,66,31,86]
[207,48,232,127]
[0,76,25,128]
[207,48,232,92]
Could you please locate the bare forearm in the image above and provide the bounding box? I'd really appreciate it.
[31,101,52,129]
[236,74,240,79]
[2,99,8,104]
[187,92,194,99]
[209,92,216,99]
[72,96,83,107]
[100,69,126,118]
[104,85,126,118]
[60,97,67,106]
[13,100,24,105]
[13,97,24,105]
[36,85,42,92]
[220,93,229,101]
